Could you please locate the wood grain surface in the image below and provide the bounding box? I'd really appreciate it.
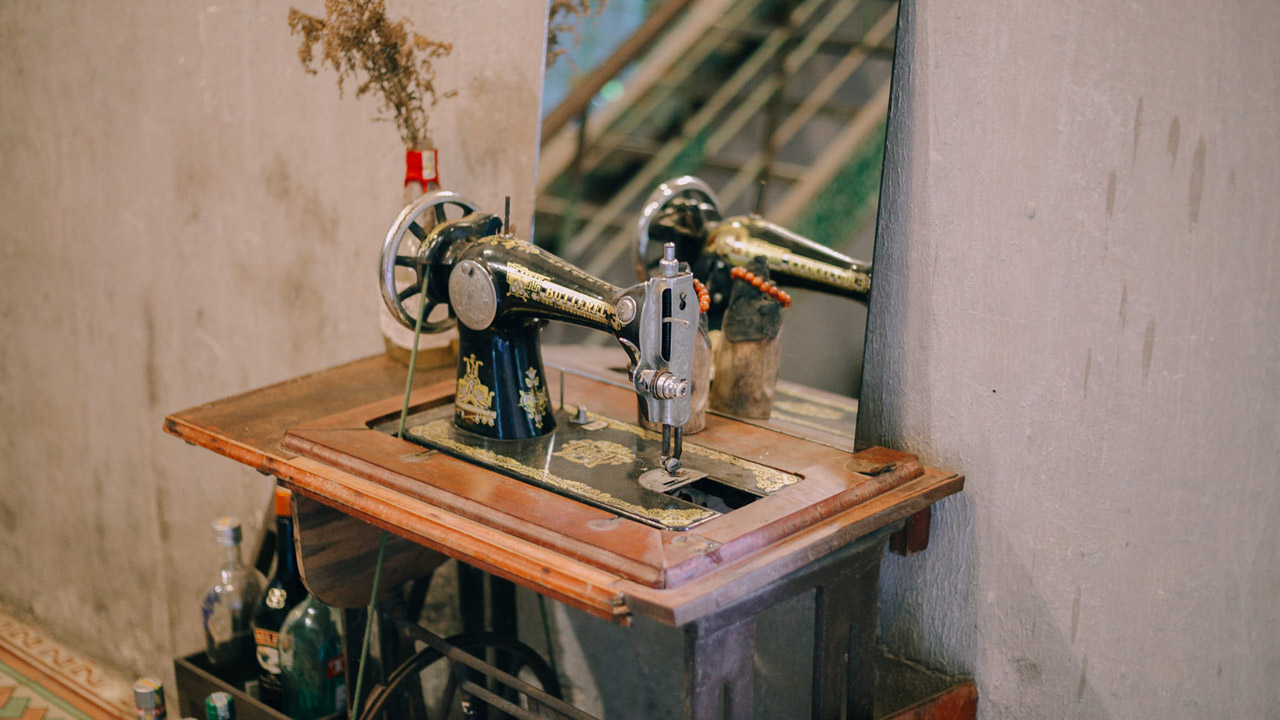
[293,493,448,608]
[710,335,782,419]
[164,352,964,626]
[282,372,930,590]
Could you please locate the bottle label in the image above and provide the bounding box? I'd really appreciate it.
[254,628,281,678]
[264,588,287,610]
[405,149,440,188]
[202,590,235,647]
[200,590,216,623]
[326,656,346,679]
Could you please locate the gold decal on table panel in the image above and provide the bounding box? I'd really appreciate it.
[770,411,854,438]
[407,420,714,528]
[518,367,550,429]
[455,354,497,426]
[553,439,637,468]
[591,413,799,493]
[776,385,859,412]
[772,400,844,420]
[505,262,621,329]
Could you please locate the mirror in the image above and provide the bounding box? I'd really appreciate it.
[533,0,898,448]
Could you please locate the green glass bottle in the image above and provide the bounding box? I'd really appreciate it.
[279,594,347,720]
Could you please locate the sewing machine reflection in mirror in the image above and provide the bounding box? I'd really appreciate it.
[537,174,872,453]
[535,0,895,452]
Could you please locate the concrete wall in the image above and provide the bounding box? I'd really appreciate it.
[862,0,1280,716]
[0,0,548,680]
[5,0,1278,717]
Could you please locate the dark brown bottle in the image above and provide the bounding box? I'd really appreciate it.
[251,487,307,710]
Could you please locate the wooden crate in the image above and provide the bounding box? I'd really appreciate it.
[173,652,295,720]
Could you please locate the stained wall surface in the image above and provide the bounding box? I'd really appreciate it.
[5,0,1279,717]
[861,0,1280,716]
[0,0,548,680]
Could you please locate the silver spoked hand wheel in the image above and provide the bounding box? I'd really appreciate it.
[380,190,478,333]
[634,175,721,282]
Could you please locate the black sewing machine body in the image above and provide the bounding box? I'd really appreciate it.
[416,212,646,440]
[377,192,799,529]
[382,196,696,440]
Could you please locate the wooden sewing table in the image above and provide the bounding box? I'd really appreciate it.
[164,350,965,720]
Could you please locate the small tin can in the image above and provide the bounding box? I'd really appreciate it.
[133,677,167,720]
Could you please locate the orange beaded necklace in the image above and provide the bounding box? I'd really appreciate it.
[728,266,792,308]
[693,278,711,313]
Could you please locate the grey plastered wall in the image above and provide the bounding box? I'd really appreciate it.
[0,0,548,681]
[861,0,1280,716]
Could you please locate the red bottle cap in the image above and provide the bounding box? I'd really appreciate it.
[274,487,292,517]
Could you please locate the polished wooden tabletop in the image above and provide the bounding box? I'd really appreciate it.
[164,352,962,626]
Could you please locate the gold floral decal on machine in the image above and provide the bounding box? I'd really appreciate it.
[769,388,857,439]
[518,367,550,429]
[455,354,497,426]
[711,229,872,295]
[505,262,621,329]
[481,235,527,252]
[407,421,715,528]
[553,439,637,468]
[482,236,606,287]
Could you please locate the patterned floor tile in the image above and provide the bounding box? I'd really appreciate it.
[0,611,131,720]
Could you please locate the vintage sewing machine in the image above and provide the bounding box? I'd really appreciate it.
[368,189,803,530]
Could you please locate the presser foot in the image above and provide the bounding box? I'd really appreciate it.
[638,466,708,494]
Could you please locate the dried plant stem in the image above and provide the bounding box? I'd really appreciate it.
[547,0,608,67]
[289,0,453,150]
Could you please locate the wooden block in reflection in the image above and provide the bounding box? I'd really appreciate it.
[710,336,782,419]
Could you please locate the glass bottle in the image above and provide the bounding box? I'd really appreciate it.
[381,147,457,370]
[199,518,265,671]
[252,487,308,711]
[280,594,347,720]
